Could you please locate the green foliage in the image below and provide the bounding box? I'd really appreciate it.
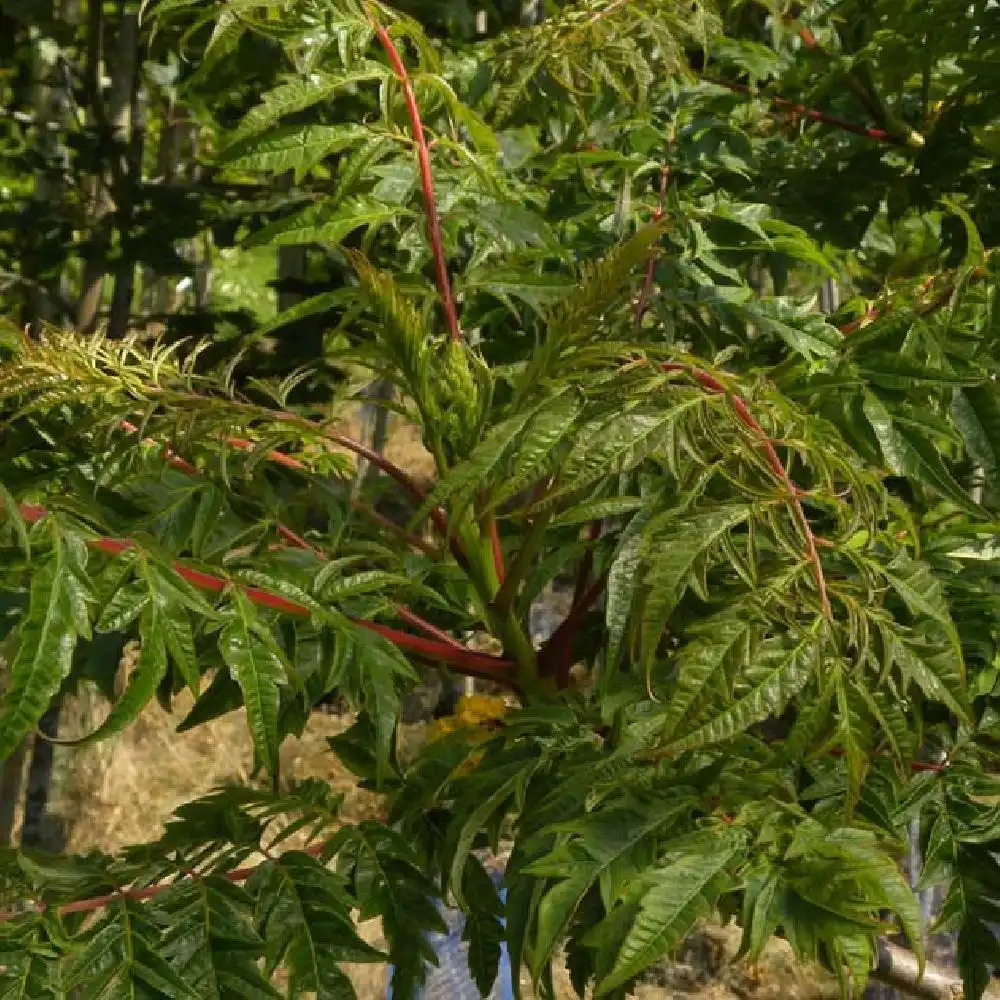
[2,0,1000,997]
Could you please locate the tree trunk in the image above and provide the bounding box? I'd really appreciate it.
[819,276,840,315]
[142,99,182,316]
[19,700,64,852]
[872,940,992,999]
[24,1,64,336]
[277,245,310,313]
[108,52,144,339]
[190,127,212,310]
[355,380,394,489]
[77,1,139,334]
[0,740,28,849]
[521,0,545,25]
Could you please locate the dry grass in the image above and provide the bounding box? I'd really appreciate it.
[40,691,840,1000]
[51,692,380,855]
[332,404,438,487]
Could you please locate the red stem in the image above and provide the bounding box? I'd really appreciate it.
[117,427,494,674]
[224,436,308,472]
[635,165,671,326]
[17,503,516,684]
[392,605,474,653]
[839,304,887,335]
[370,17,462,343]
[119,419,439,559]
[275,522,317,553]
[119,419,197,475]
[708,77,905,145]
[487,517,505,585]
[348,498,440,558]
[826,745,945,773]
[127,417,452,545]
[539,576,606,685]
[797,25,819,48]
[571,520,603,611]
[661,363,832,619]
[838,271,969,335]
[0,843,327,924]
[324,430,450,537]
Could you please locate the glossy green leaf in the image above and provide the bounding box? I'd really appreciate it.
[0,542,88,761]
[155,877,280,1000]
[666,622,822,753]
[596,831,741,994]
[660,608,754,741]
[863,392,978,511]
[639,505,752,684]
[218,591,288,775]
[246,198,406,248]
[219,123,375,177]
[250,851,383,998]
[223,67,388,148]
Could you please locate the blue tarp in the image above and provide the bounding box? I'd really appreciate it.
[386,869,514,1000]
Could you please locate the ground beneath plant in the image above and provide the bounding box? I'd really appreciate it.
[29,686,841,1000]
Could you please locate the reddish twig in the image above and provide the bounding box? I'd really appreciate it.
[394,605,474,653]
[635,164,671,327]
[539,576,606,686]
[707,77,907,146]
[839,303,887,335]
[826,745,946,773]
[0,843,327,924]
[17,503,516,684]
[275,522,318,554]
[797,25,819,48]
[571,520,603,611]
[661,362,832,619]
[119,420,439,559]
[348,498,440,558]
[117,427,491,674]
[224,436,308,472]
[127,414,449,545]
[487,517,505,585]
[369,14,461,343]
[0,744,949,926]
[323,430,451,539]
[838,270,972,335]
[119,419,197,474]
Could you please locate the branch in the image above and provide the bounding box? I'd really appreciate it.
[872,940,990,1000]
[368,13,462,343]
[487,516,506,584]
[348,498,441,558]
[707,77,917,147]
[571,520,603,610]
[16,503,517,686]
[789,20,926,149]
[635,164,671,327]
[117,426,495,677]
[235,424,467,568]
[539,576,606,686]
[126,397,446,538]
[0,843,328,924]
[538,521,606,685]
[661,363,832,619]
[838,267,983,335]
[323,429,454,542]
[119,420,440,559]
